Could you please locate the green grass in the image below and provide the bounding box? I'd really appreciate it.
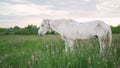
[0,34,120,68]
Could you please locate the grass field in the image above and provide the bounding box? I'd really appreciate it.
[0,34,120,68]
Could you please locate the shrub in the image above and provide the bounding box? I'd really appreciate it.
[111,25,120,34]
[14,29,28,35]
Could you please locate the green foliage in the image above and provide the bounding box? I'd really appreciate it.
[4,28,14,35]
[13,26,20,30]
[0,28,5,35]
[14,25,38,35]
[0,24,38,35]
[0,35,119,68]
[0,24,120,35]
[14,29,28,35]
[24,25,38,35]
[111,25,120,34]
[0,28,5,32]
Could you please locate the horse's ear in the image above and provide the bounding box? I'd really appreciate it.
[42,19,49,21]
[45,19,49,24]
[42,18,46,21]
[45,19,49,21]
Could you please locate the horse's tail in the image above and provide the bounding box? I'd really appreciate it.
[106,27,112,48]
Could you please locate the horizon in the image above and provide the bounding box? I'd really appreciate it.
[0,0,120,28]
[0,18,120,28]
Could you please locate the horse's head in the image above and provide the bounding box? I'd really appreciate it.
[38,19,50,36]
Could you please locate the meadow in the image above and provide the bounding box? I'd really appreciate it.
[0,34,120,68]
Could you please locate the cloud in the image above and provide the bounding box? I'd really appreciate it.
[0,2,74,18]
[96,0,120,17]
[0,2,52,16]
[74,18,120,26]
[12,4,52,15]
[0,16,42,28]
[0,0,120,28]
[0,0,120,18]
[13,0,26,2]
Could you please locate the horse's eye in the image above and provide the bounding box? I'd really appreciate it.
[41,25,44,27]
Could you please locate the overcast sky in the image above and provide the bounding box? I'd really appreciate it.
[0,0,120,28]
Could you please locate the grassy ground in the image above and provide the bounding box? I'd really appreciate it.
[0,34,120,68]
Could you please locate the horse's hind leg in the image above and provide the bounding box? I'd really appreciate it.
[98,36,106,54]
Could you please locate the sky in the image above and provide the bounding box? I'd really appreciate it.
[0,0,120,28]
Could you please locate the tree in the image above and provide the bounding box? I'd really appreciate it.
[24,24,38,35]
[0,28,5,32]
[111,25,120,34]
[14,28,28,35]
[13,26,20,30]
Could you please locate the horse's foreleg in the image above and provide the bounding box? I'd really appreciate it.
[64,40,74,53]
[68,40,74,52]
[65,41,69,52]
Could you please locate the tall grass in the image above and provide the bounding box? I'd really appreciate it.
[0,35,119,68]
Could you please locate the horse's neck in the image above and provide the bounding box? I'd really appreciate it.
[49,20,75,34]
[49,21,62,34]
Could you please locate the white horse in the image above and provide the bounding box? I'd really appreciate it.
[38,19,112,54]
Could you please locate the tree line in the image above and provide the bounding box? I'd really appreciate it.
[0,25,38,35]
[0,24,120,35]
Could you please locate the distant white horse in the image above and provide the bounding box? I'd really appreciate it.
[38,19,112,54]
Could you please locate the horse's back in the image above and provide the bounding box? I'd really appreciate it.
[87,20,110,30]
